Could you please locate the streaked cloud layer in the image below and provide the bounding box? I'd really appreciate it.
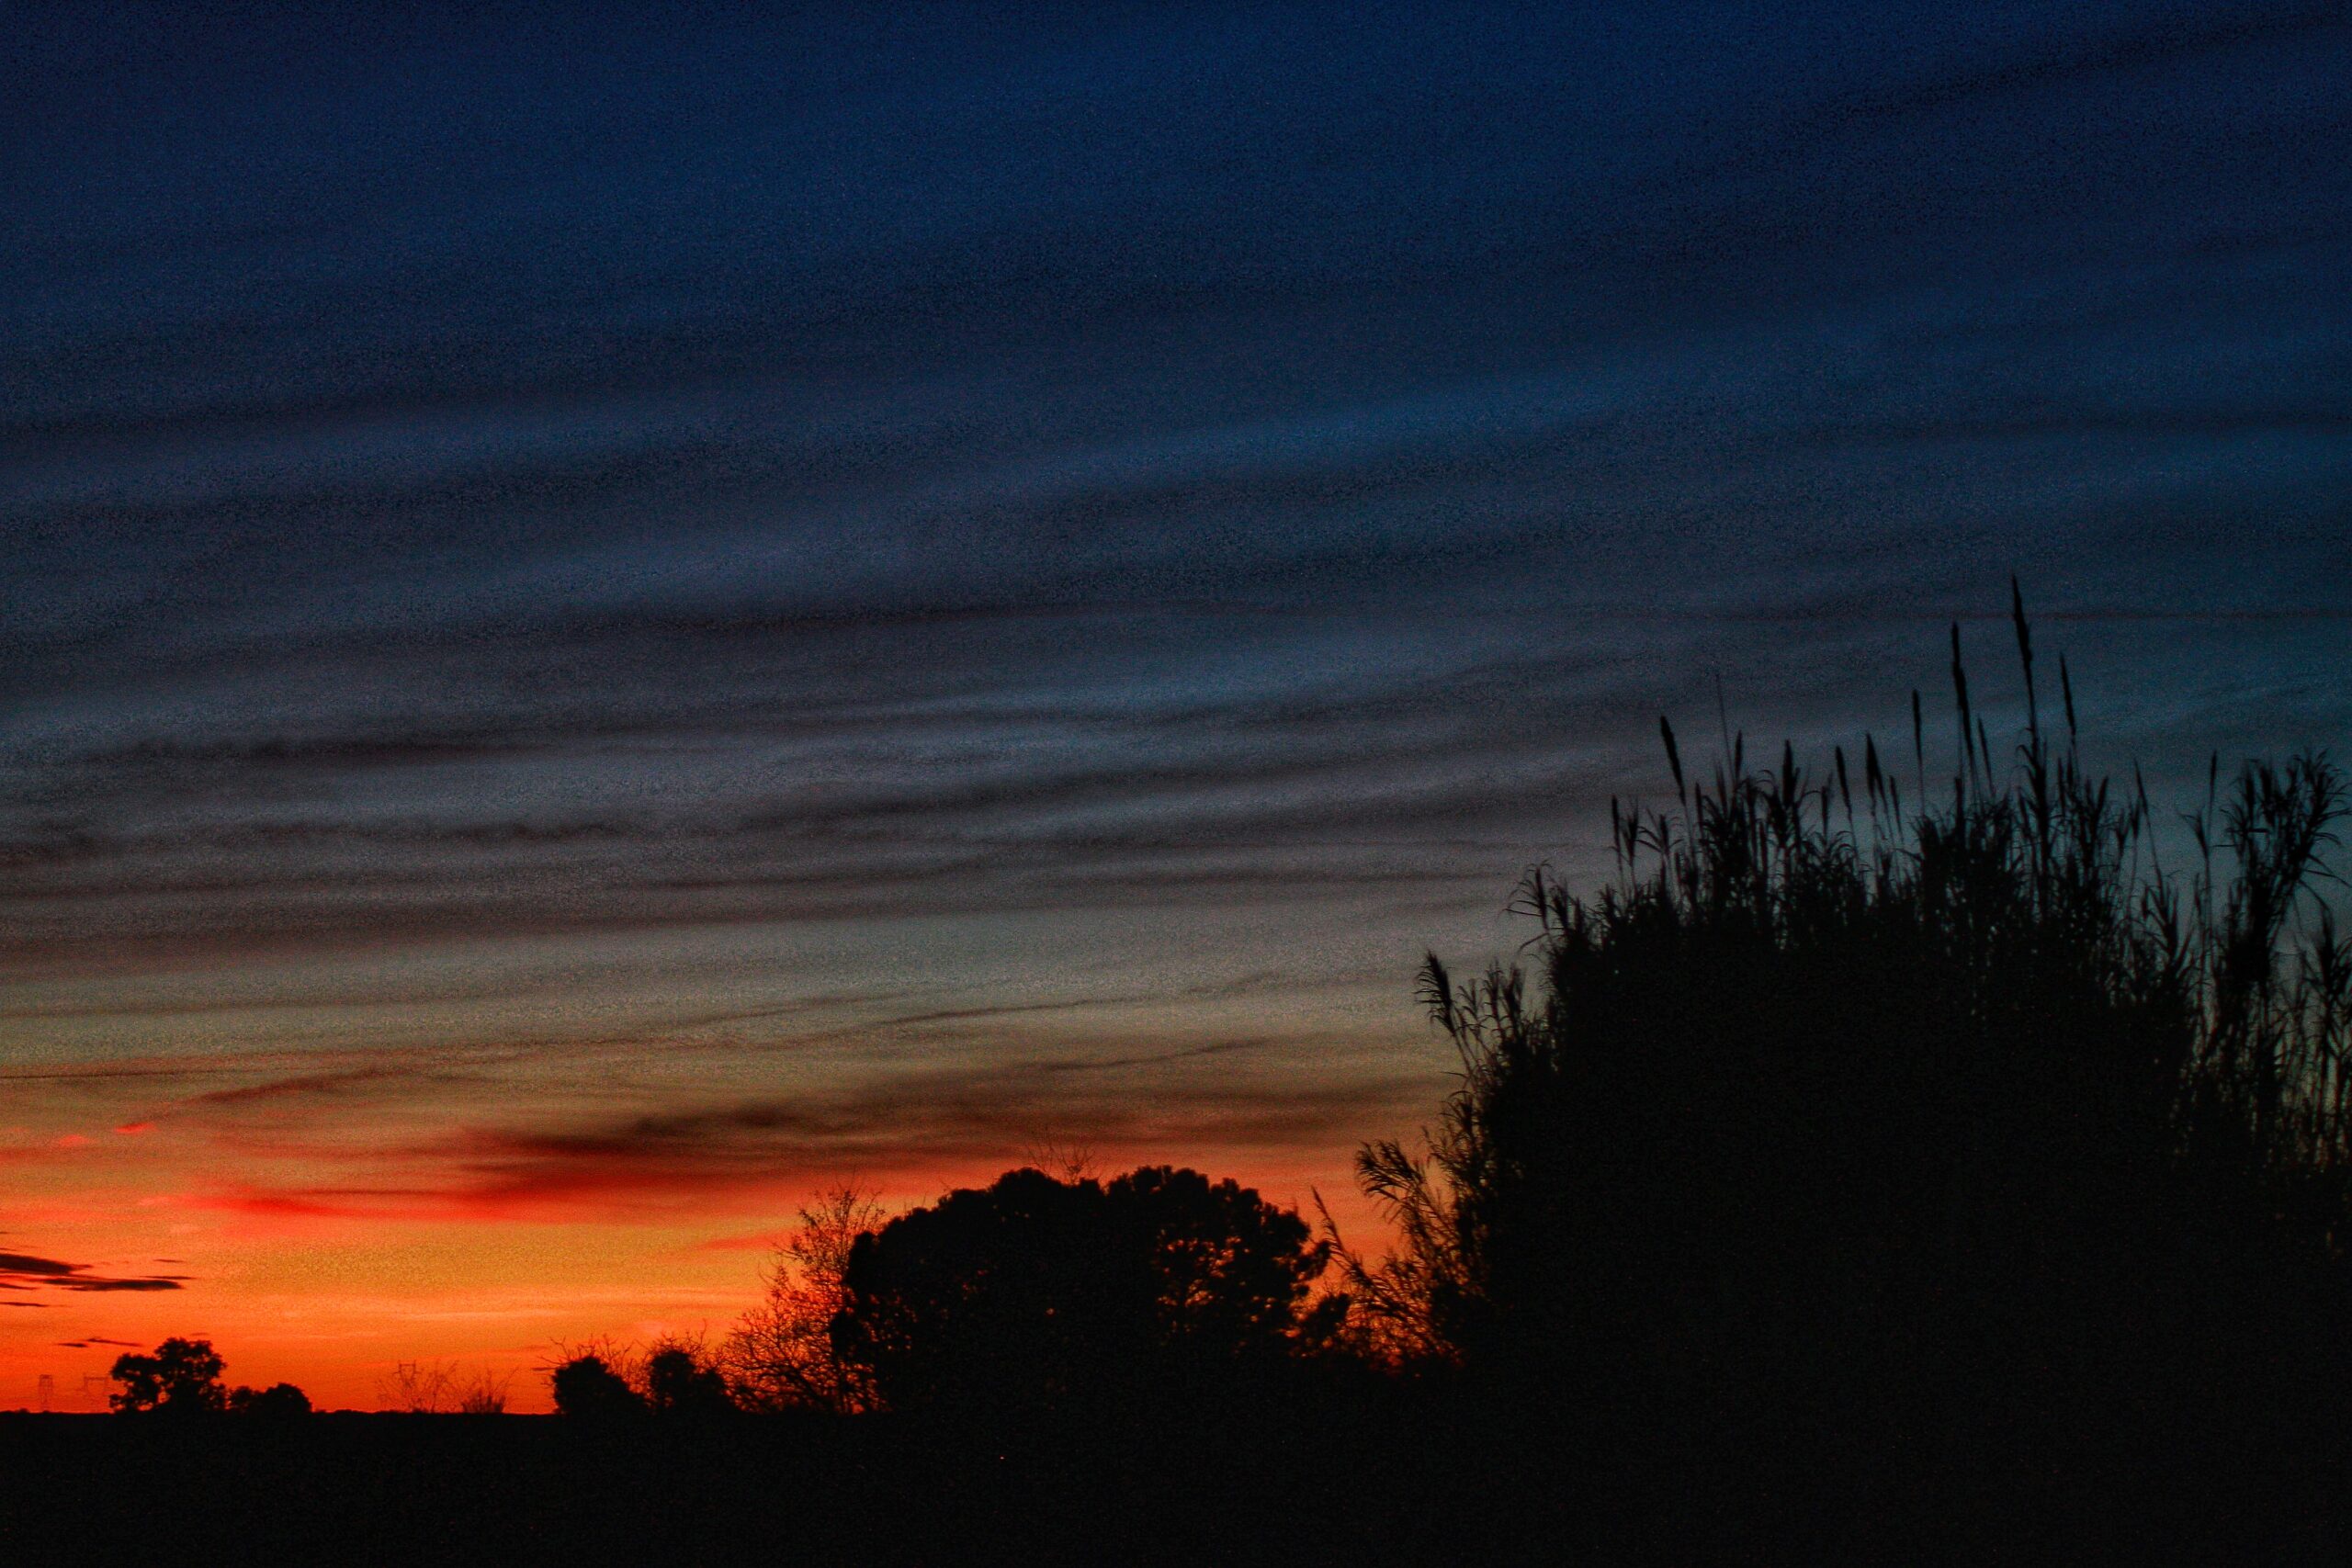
[3,2,2346,1404]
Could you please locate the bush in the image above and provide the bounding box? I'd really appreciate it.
[644,1338,735,1418]
[109,1338,228,1415]
[226,1382,312,1417]
[549,1337,736,1418]
[548,1354,644,1419]
[1341,593,2350,1543]
[835,1165,1339,1415]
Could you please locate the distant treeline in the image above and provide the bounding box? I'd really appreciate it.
[73,594,2352,1561]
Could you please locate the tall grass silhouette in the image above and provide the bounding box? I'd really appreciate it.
[1341,584,2348,1550]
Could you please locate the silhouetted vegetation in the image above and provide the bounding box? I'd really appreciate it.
[720,1186,887,1414]
[455,1367,514,1415]
[107,1337,310,1418]
[224,1382,313,1417]
[548,1353,649,1421]
[833,1165,1340,1416]
[1336,589,2351,1555]
[31,599,2352,1562]
[548,1335,739,1422]
[645,1340,737,1419]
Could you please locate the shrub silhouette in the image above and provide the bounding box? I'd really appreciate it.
[549,1354,646,1420]
[835,1165,1336,1415]
[548,1338,734,1418]
[455,1368,512,1414]
[226,1382,312,1416]
[377,1359,458,1414]
[1342,592,2350,1541]
[644,1339,737,1417]
[109,1337,229,1415]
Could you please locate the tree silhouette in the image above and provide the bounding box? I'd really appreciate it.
[645,1339,736,1417]
[548,1353,646,1419]
[226,1382,312,1416]
[109,1337,229,1415]
[722,1186,886,1414]
[835,1165,1335,1414]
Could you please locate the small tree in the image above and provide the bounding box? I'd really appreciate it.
[376,1359,458,1414]
[834,1165,1334,1415]
[645,1337,736,1417]
[722,1186,888,1414]
[226,1382,311,1416]
[549,1353,646,1419]
[109,1337,228,1415]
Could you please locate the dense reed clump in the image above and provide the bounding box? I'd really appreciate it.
[1346,587,2349,1550]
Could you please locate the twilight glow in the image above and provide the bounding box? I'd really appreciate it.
[4,3,2346,1409]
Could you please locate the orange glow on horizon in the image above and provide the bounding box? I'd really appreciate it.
[2,914,1443,1412]
[1,1126,1399,1413]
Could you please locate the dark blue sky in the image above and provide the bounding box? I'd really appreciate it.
[1,3,2347,1259]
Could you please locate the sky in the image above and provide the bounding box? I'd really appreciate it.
[3,2,2346,1409]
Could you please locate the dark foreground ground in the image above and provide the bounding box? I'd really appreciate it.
[5,1394,2343,1566]
[0,1402,1468,1568]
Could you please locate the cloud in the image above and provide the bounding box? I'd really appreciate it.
[691,1232,793,1253]
[1668,2,2344,194]
[0,1250,187,1293]
[185,1042,1423,1224]
[58,1277,187,1293]
[179,1066,433,1110]
[1,3,2346,1290]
